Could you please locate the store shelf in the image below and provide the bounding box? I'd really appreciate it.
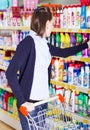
[53,28,90,33]
[68,56,90,63]
[50,80,90,94]
[53,56,90,63]
[65,110,90,124]
[0,27,90,33]
[0,26,30,31]
[0,108,21,130]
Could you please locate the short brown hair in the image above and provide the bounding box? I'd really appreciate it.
[31,6,52,37]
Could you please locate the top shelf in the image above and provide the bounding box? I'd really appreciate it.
[53,28,90,33]
[0,26,90,33]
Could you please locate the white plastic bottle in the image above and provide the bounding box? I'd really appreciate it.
[83,63,89,88]
[71,5,76,29]
[54,58,59,81]
[76,4,81,29]
[78,66,84,87]
[86,5,90,28]
[63,6,68,28]
[68,63,74,84]
[67,5,72,28]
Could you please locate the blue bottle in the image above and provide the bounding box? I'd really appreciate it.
[80,1,86,29]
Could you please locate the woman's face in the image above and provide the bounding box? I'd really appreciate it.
[44,17,55,37]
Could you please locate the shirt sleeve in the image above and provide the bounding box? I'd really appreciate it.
[48,42,88,58]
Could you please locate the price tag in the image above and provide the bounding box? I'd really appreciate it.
[83,119,88,124]
[71,85,76,91]
[66,84,70,89]
[61,82,65,87]
[88,90,90,95]
[78,29,82,33]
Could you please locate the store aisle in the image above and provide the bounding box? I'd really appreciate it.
[0,121,15,130]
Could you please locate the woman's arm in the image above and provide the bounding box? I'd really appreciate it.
[48,42,88,58]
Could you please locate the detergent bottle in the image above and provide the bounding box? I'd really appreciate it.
[86,1,90,28]
[0,89,3,108]
[83,94,88,117]
[65,32,71,48]
[78,92,84,116]
[82,33,88,57]
[56,32,61,47]
[76,33,83,56]
[70,33,76,47]
[80,0,87,29]
[87,33,90,57]
[60,32,65,48]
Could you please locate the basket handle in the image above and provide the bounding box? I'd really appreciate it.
[19,94,65,117]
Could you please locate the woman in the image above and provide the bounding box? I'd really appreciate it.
[6,6,90,130]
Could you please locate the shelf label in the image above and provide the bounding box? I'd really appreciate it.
[66,84,70,89]
[83,119,88,124]
[88,90,90,95]
[71,85,76,91]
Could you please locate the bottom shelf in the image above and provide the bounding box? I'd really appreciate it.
[0,108,22,130]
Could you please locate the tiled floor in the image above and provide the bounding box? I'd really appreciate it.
[0,121,15,130]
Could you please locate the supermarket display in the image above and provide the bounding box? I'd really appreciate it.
[0,0,90,130]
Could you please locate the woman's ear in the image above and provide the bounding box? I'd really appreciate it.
[46,20,50,30]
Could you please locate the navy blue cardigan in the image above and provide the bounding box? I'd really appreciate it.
[6,35,88,108]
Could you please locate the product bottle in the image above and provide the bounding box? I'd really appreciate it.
[63,6,68,28]
[70,90,75,112]
[83,63,89,88]
[56,32,61,47]
[71,5,76,29]
[86,4,90,28]
[83,94,88,117]
[58,58,64,81]
[65,32,71,48]
[60,32,65,48]
[63,59,68,82]
[73,64,81,86]
[78,92,84,116]
[76,4,81,29]
[70,33,76,47]
[0,89,3,108]
[74,90,79,113]
[76,33,83,56]
[87,34,90,57]
[54,58,59,81]
[80,0,86,29]
[87,95,90,117]
[82,33,88,57]
[51,58,55,80]
[55,8,60,28]
[3,92,9,111]
[8,96,14,113]
[51,32,56,46]
[68,62,74,84]
[67,5,72,28]
[1,89,4,109]
[78,66,84,87]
